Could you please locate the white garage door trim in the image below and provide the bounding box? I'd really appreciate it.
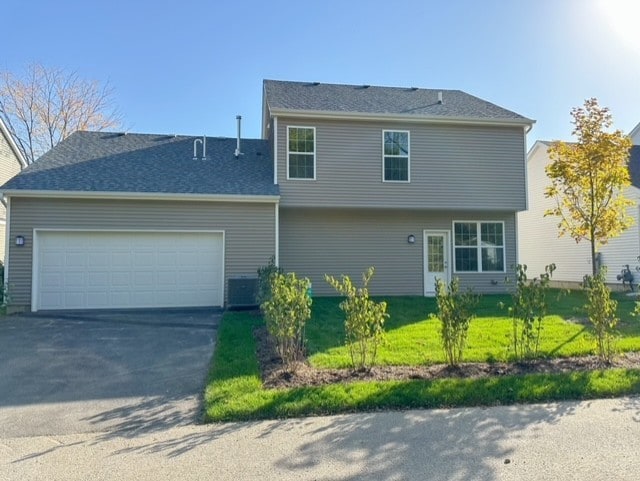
[32,229,225,311]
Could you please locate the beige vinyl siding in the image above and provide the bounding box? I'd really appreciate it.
[518,144,592,283]
[275,117,526,211]
[7,198,276,309]
[280,208,516,296]
[598,197,640,284]
[0,222,5,262]
[518,144,640,285]
[0,130,23,263]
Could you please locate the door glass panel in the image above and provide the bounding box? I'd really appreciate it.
[428,235,444,272]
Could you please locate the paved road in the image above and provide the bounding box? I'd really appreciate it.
[2,397,640,480]
[0,309,220,437]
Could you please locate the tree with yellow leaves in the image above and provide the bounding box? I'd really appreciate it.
[545,98,633,276]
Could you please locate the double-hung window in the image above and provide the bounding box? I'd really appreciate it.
[287,126,315,179]
[453,221,505,272]
[383,130,409,182]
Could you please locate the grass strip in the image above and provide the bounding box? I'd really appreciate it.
[204,310,640,422]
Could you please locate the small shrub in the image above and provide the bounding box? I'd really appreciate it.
[584,269,618,362]
[431,278,478,366]
[256,256,283,308]
[505,263,555,360]
[325,267,389,371]
[260,272,312,368]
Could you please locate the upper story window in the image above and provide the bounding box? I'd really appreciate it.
[383,130,410,182]
[453,221,505,272]
[287,126,315,180]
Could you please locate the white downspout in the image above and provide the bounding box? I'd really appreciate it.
[273,117,278,184]
[274,203,279,266]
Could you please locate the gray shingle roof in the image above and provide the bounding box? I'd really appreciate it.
[264,80,532,123]
[0,131,278,196]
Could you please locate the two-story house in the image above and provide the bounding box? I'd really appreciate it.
[263,80,533,296]
[0,80,533,312]
[518,122,640,288]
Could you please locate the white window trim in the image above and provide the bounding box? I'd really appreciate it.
[452,220,506,273]
[286,125,316,181]
[382,129,410,183]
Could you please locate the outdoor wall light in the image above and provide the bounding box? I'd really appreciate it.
[15,235,25,246]
[407,234,416,244]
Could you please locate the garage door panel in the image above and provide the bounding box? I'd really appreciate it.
[64,272,85,287]
[36,231,223,310]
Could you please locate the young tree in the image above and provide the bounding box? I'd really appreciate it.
[0,64,120,163]
[545,98,633,276]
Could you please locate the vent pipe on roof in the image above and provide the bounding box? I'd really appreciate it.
[437,91,443,104]
[235,115,243,158]
[193,138,202,160]
[193,135,207,160]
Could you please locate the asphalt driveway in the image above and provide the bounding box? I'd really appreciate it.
[0,308,220,437]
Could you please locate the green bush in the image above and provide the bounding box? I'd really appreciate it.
[432,278,478,366]
[584,269,618,362]
[324,267,389,371]
[506,264,555,360]
[256,256,283,308]
[260,272,312,368]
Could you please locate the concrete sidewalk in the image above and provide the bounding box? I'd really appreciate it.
[2,396,639,481]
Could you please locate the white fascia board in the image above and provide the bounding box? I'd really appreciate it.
[269,108,535,129]
[0,190,280,203]
[629,121,640,145]
[526,140,551,160]
[0,119,28,168]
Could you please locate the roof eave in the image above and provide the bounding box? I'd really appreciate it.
[0,189,280,203]
[268,108,535,128]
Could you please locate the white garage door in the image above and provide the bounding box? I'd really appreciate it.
[34,231,224,310]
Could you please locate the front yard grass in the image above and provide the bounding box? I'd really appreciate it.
[204,290,640,422]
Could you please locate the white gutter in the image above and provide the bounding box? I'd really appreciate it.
[269,108,535,129]
[0,190,280,203]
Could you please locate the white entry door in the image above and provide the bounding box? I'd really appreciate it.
[424,230,451,296]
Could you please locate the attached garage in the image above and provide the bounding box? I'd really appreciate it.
[0,132,279,312]
[33,230,224,311]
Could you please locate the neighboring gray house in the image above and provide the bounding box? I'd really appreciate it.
[0,118,27,263]
[0,80,533,312]
[518,124,640,287]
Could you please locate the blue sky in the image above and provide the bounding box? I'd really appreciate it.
[4,0,639,144]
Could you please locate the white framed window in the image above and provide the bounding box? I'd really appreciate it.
[287,126,316,180]
[382,130,410,182]
[453,221,505,272]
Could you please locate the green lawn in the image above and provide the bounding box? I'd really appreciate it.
[204,290,640,422]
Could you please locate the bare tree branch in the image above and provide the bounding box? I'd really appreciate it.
[0,63,121,164]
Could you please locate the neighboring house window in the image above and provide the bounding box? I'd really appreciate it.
[382,130,409,182]
[287,126,315,179]
[453,221,505,272]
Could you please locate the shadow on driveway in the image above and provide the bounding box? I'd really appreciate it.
[0,308,220,436]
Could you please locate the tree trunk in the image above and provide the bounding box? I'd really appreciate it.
[591,239,598,277]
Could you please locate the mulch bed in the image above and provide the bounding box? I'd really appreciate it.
[254,326,640,389]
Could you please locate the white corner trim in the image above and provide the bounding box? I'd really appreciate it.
[3,197,10,288]
[273,116,278,185]
[0,190,280,203]
[274,204,279,266]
